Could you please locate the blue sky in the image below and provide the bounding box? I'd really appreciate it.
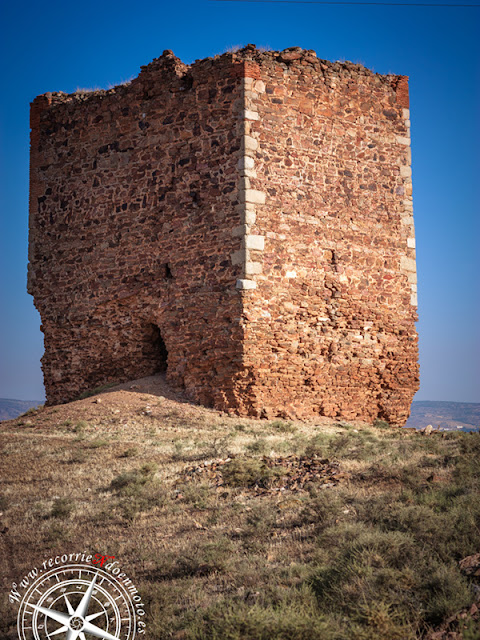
[0,0,478,402]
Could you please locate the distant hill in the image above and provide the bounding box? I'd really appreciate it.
[406,400,480,431]
[0,398,44,421]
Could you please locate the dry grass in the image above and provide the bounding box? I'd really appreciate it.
[0,374,479,639]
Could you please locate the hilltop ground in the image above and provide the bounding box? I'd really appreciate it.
[1,375,479,640]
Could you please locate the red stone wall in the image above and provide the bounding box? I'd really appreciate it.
[29,46,419,424]
[233,47,419,424]
[28,51,246,407]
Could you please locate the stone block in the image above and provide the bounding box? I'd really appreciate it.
[236,278,257,290]
[240,168,257,179]
[238,156,255,170]
[245,261,263,275]
[244,235,265,251]
[400,256,416,273]
[242,135,258,151]
[254,80,266,93]
[240,189,266,205]
[244,209,256,225]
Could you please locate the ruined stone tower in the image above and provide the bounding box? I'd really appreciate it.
[28,45,419,424]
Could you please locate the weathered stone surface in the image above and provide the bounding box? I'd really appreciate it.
[244,235,265,251]
[236,279,257,290]
[28,45,419,425]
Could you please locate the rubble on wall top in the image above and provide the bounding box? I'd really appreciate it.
[33,44,405,108]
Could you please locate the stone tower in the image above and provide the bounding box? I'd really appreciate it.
[28,45,419,424]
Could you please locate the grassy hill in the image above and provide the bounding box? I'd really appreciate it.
[0,375,479,639]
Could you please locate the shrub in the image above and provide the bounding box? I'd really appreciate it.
[87,438,109,449]
[269,420,297,433]
[245,438,269,455]
[120,447,139,458]
[77,383,116,400]
[50,498,75,519]
[109,463,163,521]
[222,458,284,488]
[373,419,391,429]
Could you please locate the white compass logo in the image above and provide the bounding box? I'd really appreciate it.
[16,564,138,640]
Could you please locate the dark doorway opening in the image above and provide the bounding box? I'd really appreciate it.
[142,324,168,373]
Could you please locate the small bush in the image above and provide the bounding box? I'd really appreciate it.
[110,463,164,521]
[74,420,88,433]
[175,481,212,509]
[269,420,297,433]
[87,438,109,449]
[222,457,284,488]
[203,435,232,459]
[50,498,75,519]
[304,434,330,458]
[77,383,116,400]
[120,447,139,458]
[68,450,87,464]
[45,522,72,543]
[110,463,158,493]
[245,438,269,455]
[19,406,39,417]
[373,418,391,429]
[188,587,334,640]
[421,563,473,625]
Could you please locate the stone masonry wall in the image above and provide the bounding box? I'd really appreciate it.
[230,46,418,424]
[28,51,248,407]
[29,45,419,424]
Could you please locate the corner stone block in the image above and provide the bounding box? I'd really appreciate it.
[238,156,255,170]
[244,235,265,251]
[242,135,258,152]
[232,225,249,237]
[400,256,416,273]
[244,110,260,121]
[236,278,257,290]
[241,189,266,205]
[240,168,258,179]
[245,261,263,275]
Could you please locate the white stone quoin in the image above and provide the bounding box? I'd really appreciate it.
[233,74,266,290]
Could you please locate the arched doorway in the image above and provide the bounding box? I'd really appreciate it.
[142,323,168,372]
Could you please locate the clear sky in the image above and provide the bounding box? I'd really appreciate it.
[0,0,478,402]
